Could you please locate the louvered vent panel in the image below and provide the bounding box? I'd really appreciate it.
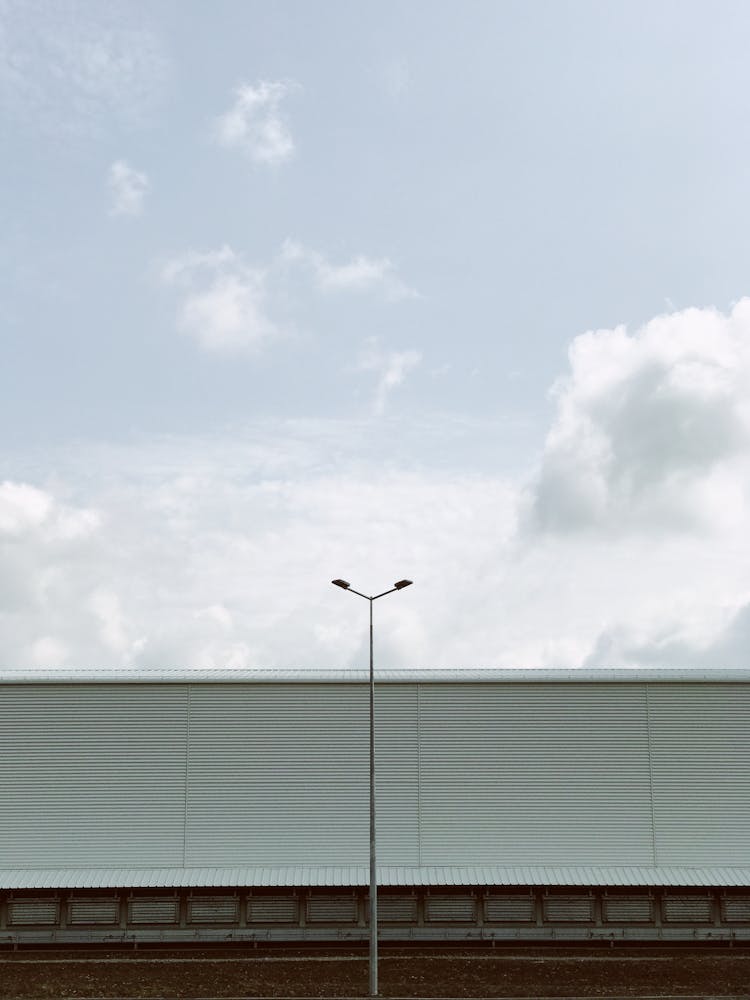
[543,894,594,923]
[484,893,535,922]
[425,894,476,922]
[188,896,239,924]
[8,899,59,925]
[247,896,299,924]
[306,894,358,923]
[722,897,750,922]
[663,895,713,923]
[68,898,120,925]
[373,895,418,923]
[127,897,179,924]
[603,896,653,923]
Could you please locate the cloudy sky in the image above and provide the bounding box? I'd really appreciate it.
[2,0,750,672]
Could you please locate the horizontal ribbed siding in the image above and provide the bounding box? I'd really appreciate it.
[418,684,654,867]
[1,678,749,887]
[4,863,750,889]
[185,684,418,868]
[67,898,119,925]
[186,684,368,867]
[0,684,187,868]
[649,685,750,867]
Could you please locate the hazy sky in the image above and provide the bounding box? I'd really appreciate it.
[3,0,750,671]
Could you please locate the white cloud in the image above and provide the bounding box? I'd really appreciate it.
[358,340,422,414]
[528,300,750,534]
[583,599,750,669]
[30,636,69,669]
[161,240,417,355]
[107,160,149,216]
[88,588,129,655]
[6,299,750,673]
[0,481,53,536]
[0,0,170,136]
[160,246,279,354]
[0,480,99,540]
[281,239,418,301]
[215,80,296,165]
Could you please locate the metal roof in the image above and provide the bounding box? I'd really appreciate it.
[1,667,750,684]
[3,865,750,890]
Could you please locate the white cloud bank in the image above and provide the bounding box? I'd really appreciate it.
[215,80,297,165]
[5,299,750,672]
[107,160,149,216]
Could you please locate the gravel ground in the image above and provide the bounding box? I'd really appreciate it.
[1,948,750,998]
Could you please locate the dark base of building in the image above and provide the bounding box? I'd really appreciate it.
[3,885,750,947]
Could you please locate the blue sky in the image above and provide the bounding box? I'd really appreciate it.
[2,0,750,670]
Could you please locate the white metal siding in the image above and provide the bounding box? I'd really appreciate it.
[1,676,749,886]
[186,684,368,867]
[185,683,418,868]
[648,684,750,867]
[0,684,187,868]
[418,683,655,866]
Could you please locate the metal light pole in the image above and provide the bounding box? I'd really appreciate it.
[331,577,413,998]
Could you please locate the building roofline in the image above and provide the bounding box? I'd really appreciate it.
[1,667,749,684]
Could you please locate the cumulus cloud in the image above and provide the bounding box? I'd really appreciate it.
[358,340,422,414]
[0,427,519,671]
[281,239,418,301]
[0,0,170,136]
[584,600,750,669]
[160,246,278,354]
[215,80,297,165]
[107,160,149,216]
[0,480,99,540]
[161,240,417,355]
[528,300,750,534]
[6,298,750,673]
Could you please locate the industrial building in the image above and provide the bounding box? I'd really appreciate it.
[1,667,749,945]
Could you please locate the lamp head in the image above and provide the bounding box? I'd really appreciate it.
[332,579,351,590]
[394,579,413,590]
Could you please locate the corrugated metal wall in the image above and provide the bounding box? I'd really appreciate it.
[0,684,187,868]
[648,684,750,866]
[418,683,654,866]
[1,679,749,874]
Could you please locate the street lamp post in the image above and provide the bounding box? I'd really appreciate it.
[331,578,413,998]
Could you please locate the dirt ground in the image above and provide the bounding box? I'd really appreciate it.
[2,948,750,999]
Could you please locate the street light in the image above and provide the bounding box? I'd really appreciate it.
[331,577,413,998]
